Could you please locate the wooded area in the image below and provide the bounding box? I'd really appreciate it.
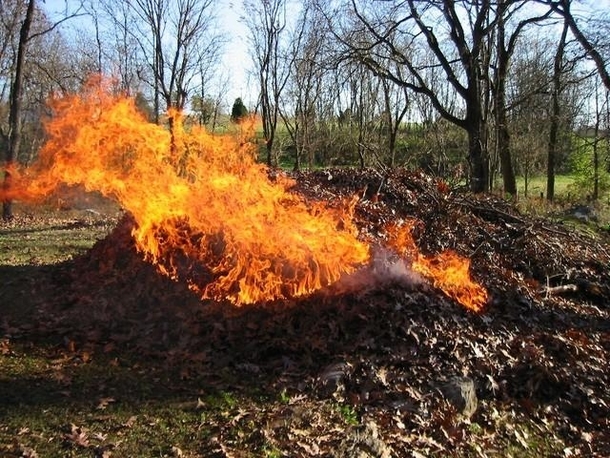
[0,0,609,213]
[0,0,610,212]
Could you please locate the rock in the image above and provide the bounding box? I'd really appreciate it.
[439,376,478,418]
[318,362,352,398]
[333,420,392,458]
[566,205,598,223]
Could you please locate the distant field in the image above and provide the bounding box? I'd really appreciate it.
[512,175,576,199]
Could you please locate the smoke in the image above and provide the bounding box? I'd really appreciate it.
[334,246,424,294]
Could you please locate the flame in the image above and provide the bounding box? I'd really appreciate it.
[3,81,369,304]
[1,80,488,311]
[386,222,488,312]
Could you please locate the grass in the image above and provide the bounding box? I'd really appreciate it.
[336,404,359,426]
[0,221,110,266]
[0,205,231,457]
[0,202,120,266]
[0,338,279,457]
[500,175,610,229]
[515,174,576,199]
[0,208,348,457]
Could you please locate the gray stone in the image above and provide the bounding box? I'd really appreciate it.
[439,376,478,418]
[333,421,392,458]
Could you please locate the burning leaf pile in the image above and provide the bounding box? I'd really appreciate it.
[2,86,610,456]
[4,84,372,305]
[13,165,610,456]
[3,83,487,311]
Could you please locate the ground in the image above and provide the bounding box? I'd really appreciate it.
[1,169,609,458]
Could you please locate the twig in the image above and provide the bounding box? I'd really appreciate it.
[542,279,608,300]
[455,199,526,225]
[538,224,571,236]
[542,284,579,296]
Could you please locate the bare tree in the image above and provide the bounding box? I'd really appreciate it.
[544,0,610,91]
[590,82,606,200]
[2,0,34,220]
[192,68,229,131]
[492,0,551,196]
[280,3,327,170]
[327,0,501,192]
[314,66,346,167]
[380,63,410,168]
[508,37,553,197]
[112,0,223,122]
[546,15,572,202]
[323,0,575,193]
[103,0,223,172]
[0,1,26,102]
[244,0,292,166]
[1,0,84,220]
[348,63,383,169]
[89,1,145,96]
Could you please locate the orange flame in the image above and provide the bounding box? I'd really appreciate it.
[3,81,369,304]
[386,222,488,312]
[2,81,488,311]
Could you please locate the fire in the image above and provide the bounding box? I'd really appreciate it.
[3,82,369,304]
[386,222,488,312]
[1,81,488,311]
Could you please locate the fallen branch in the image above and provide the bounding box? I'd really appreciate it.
[454,199,526,225]
[542,284,579,296]
[542,279,608,301]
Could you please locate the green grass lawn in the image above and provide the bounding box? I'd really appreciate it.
[515,174,576,199]
[502,175,610,228]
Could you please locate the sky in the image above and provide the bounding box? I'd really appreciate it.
[40,0,609,113]
[218,1,253,106]
[41,0,254,109]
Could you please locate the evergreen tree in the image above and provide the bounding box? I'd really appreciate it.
[231,97,248,122]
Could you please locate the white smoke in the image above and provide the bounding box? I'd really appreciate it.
[333,246,424,294]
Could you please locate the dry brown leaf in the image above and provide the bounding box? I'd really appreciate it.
[297,440,320,455]
[0,339,11,355]
[92,432,108,442]
[96,397,116,410]
[65,424,90,448]
[123,416,138,428]
[18,445,38,458]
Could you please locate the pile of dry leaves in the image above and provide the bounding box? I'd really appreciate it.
[28,168,610,456]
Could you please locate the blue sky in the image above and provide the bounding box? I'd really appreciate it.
[41,0,253,108]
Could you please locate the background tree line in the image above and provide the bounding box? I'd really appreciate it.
[1,0,609,219]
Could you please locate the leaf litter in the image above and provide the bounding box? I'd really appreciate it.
[0,168,609,457]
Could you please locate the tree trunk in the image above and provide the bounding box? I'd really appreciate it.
[2,0,35,221]
[547,17,569,202]
[356,77,366,169]
[495,4,517,196]
[592,87,601,200]
[466,100,489,193]
[546,117,557,202]
[468,128,489,193]
[497,118,516,195]
[293,144,300,171]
